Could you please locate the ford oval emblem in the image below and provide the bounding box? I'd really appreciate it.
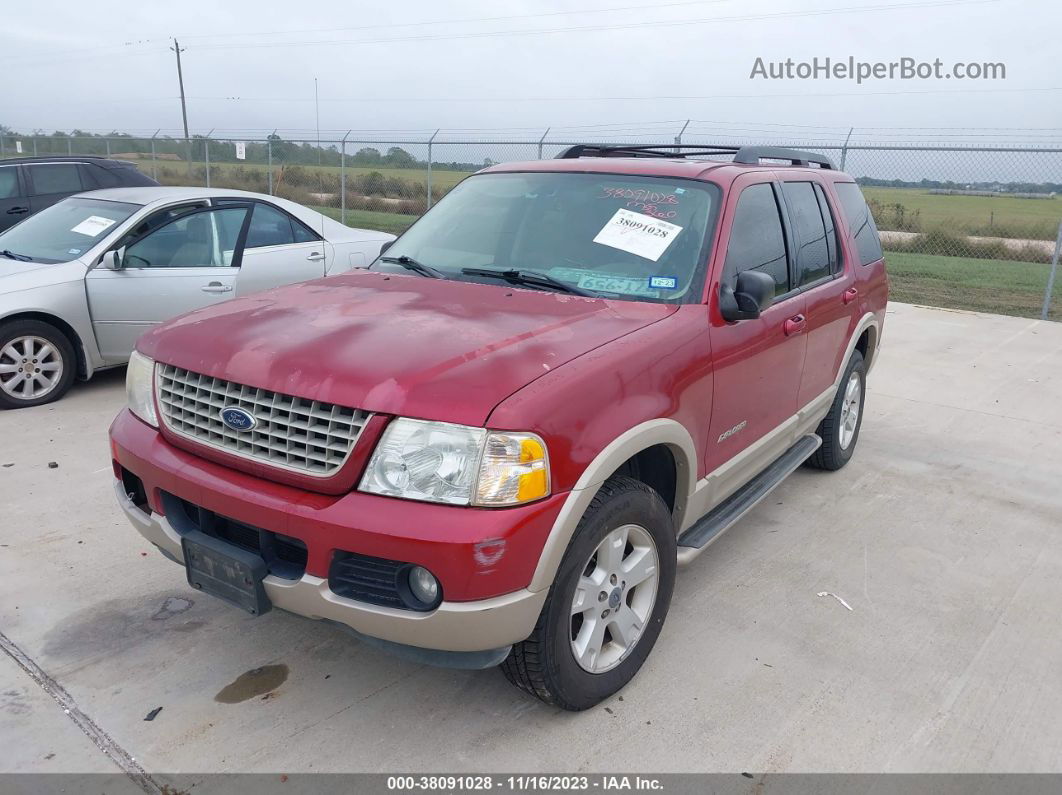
[219,406,258,432]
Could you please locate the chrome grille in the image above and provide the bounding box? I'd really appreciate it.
[156,364,370,477]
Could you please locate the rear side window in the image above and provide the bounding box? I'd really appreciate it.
[781,181,833,287]
[723,183,789,296]
[0,167,19,199]
[834,182,883,265]
[246,203,296,248]
[28,164,84,195]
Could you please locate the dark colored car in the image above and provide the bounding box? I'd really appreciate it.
[0,156,158,232]
[110,144,888,710]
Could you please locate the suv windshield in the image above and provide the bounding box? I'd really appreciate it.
[376,172,719,302]
[0,197,141,264]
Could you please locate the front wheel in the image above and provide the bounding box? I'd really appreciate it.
[0,320,77,409]
[501,477,676,711]
[806,349,866,471]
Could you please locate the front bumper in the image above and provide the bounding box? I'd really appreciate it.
[111,409,558,654]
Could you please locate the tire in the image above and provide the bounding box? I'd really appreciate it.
[0,319,77,409]
[501,476,677,711]
[806,349,866,471]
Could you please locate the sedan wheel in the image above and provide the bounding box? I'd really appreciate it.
[0,335,65,401]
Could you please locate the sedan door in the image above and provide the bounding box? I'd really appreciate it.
[232,201,331,296]
[0,165,29,232]
[85,204,251,362]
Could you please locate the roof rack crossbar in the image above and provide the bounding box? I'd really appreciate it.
[555,144,741,160]
[732,146,835,169]
[554,143,836,169]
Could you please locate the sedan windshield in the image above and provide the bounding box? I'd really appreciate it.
[0,197,141,264]
[375,172,719,302]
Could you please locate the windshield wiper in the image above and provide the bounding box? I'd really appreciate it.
[379,255,444,279]
[0,249,32,262]
[461,267,595,297]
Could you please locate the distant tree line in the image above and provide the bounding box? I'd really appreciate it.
[857,176,1061,194]
[0,125,482,171]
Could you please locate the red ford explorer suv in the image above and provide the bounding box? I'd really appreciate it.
[110,144,887,710]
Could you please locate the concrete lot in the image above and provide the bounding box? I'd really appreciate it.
[1,301,1061,777]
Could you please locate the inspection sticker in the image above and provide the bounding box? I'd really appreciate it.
[71,216,117,237]
[649,275,678,289]
[593,208,682,262]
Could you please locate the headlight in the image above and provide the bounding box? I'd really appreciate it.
[126,351,158,427]
[359,418,549,507]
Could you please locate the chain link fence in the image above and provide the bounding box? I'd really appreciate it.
[2,130,1060,322]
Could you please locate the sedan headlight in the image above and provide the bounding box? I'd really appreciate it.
[359,418,549,507]
[126,351,158,427]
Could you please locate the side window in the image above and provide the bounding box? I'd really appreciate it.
[834,182,884,265]
[292,218,319,243]
[781,181,832,287]
[0,167,20,199]
[813,184,841,274]
[121,207,248,268]
[28,164,84,196]
[246,203,295,248]
[723,183,789,297]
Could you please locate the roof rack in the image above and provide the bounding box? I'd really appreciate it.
[555,143,835,170]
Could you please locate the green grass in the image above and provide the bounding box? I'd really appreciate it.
[886,250,1060,320]
[863,187,1061,239]
[147,159,473,190]
[315,205,419,236]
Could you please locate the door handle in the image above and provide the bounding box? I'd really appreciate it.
[842,287,859,305]
[306,252,326,262]
[6,207,28,215]
[783,314,806,336]
[201,282,232,293]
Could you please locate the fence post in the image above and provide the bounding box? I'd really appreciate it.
[267,130,275,195]
[340,130,350,225]
[674,119,690,151]
[105,138,110,157]
[537,127,550,160]
[204,136,210,187]
[33,138,38,157]
[67,137,72,155]
[426,129,439,210]
[150,130,159,180]
[1042,220,1062,321]
[840,127,854,170]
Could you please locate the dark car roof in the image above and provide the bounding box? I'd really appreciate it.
[0,155,140,169]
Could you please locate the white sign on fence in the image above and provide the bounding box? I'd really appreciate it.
[235,142,246,160]
[15,141,22,154]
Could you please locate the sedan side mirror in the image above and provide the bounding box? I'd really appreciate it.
[101,249,123,270]
[719,270,775,321]
[379,239,394,255]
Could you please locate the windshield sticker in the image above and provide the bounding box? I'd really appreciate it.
[67,248,82,255]
[70,216,117,237]
[593,208,683,262]
[599,186,681,220]
[549,268,660,298]
[649,275,678,290]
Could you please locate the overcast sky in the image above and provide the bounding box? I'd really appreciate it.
[1,0,1059,145]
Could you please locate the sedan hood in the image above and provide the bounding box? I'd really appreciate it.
[139,271,677,426]
[0,259,84,293]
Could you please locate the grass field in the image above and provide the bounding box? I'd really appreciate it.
[154,160,473,190]
[862,187,1061,239]
[886,250,1059,321]
[316,206,419,235]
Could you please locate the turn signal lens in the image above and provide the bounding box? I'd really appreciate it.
[474,432,550,506]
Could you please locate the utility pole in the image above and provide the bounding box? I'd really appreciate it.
[171,38,191,176]
[314,77,321,165]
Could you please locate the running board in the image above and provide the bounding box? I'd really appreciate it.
[677,434,821,561]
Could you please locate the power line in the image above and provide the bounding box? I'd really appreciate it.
[187,0,999,52]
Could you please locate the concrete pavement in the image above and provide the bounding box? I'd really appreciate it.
[1,302,1061,777]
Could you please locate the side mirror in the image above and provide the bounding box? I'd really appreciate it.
[379,239,394,255]
[719,270,775,321]
[101,249,123,270]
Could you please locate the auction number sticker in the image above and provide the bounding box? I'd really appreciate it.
[592,208,682,262]
[70,216,117,237]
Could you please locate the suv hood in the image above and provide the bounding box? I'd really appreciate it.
[139,271,678,427]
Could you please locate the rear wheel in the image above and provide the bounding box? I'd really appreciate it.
[806,349,865,471]
[0,320,77,409]
[501,477,676,710]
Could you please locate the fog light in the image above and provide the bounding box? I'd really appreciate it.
[408,566,440,606]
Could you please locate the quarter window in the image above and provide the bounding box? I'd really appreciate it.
[723,183,789,296]
[814,184,841,274]
[834,182,884,265]
[28,164,83,195]
[782,181,832,287]
[246,203,296,248]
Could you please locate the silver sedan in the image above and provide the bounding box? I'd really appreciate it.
[0,187,395,408]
